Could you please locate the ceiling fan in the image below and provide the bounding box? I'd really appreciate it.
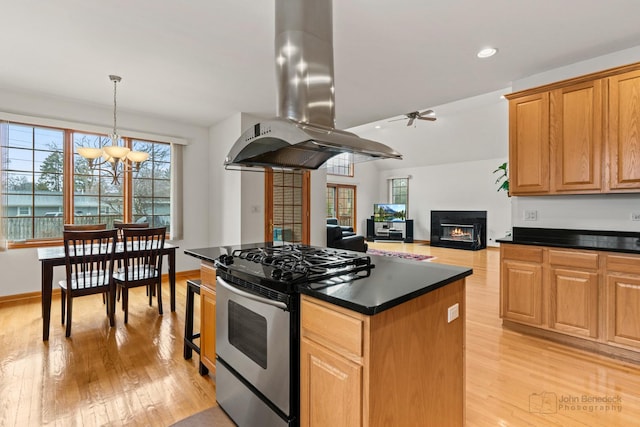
[389,110,437,126]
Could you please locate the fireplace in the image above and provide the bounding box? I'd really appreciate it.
[430,210,486,250]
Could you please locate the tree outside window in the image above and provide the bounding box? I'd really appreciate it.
[1,121,171,245]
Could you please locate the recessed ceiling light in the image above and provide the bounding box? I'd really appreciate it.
[477,47,498,58]
[374,125,381,129]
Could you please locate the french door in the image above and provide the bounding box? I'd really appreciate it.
[326,184,357,232]
[264,169,310,244]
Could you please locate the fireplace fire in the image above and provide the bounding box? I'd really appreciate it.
[430,211,487,250]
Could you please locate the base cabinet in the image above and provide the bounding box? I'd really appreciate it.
[199,262,216,374]
[606,255,640,350]
[549,267,598,338]
[300,279,465,427]
[300,337,363,426]
[500,245,544,325]
[548,249,599,338]
[500,245,640,360]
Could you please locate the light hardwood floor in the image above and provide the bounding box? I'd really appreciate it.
[1,243,639,426]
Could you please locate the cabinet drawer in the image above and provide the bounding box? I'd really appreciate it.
[548,249,599,269]
[606,254,640,275]
[201,262,216,291]
[501,244,543,263]
[301,297,364,358]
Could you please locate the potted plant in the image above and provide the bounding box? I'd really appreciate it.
[493,162,509,193]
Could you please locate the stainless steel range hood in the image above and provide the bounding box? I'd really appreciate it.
[224,0,402,170]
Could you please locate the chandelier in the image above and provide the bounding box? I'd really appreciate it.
[77,75,149,184]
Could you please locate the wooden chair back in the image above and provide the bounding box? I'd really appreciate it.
[64,223,107,231]
[114,221,149,242]
[63,229,118,294]
[121,227,166,282]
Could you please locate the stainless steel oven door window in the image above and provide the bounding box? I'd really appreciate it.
[216,276,291,415]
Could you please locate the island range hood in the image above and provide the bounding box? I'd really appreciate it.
[224,0,402,170]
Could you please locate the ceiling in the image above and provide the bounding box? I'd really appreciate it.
[3,1,640,130]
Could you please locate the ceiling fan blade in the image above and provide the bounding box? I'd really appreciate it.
[419,109,434,116]
[406,118,415,126]
[417,116,437,121]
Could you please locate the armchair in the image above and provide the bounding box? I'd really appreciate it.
[326,224,368,253]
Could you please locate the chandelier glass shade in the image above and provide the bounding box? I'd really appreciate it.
[77,75,149,184]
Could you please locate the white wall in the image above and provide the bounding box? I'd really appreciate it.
[512,194,640,232]
[208,113,325,246]
[510,46,640,232]
[373,158,511,245]
[0,87,210,296]
[342,89,512,246]
[310,168,328,246]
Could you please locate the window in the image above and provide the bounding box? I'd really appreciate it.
[390,177,408,205]
[132,140,171,228]
[1,121,172,246]
[389,177,409,215]
[326,153,354,177]
[326,184,356,230]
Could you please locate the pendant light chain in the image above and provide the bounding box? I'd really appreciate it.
[109,75,122,142]
[113,77,117,137]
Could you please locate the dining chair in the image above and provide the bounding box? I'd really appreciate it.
[60,229,118,337]
[113,221,151,299]
[113,221,149,242]
[64,223,107,231]
[113,227,166,323]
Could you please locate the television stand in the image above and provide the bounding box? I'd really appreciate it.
[366,219,414,243]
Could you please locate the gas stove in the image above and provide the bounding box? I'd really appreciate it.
[214,243,373,294]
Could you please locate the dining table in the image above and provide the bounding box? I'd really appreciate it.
[37,242,178,341]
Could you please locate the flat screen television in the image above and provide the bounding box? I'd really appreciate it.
[373,203,406,222]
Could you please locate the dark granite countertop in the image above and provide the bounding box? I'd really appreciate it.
[185,244,472,315]
[496,227,640,254]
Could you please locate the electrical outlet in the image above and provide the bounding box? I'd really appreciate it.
[524,210,538,221]
[632,212,640,221]
[447,303,459,323]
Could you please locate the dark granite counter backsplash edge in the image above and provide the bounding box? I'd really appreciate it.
[496,227,640,254]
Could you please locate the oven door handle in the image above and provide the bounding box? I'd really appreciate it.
[217,276,288,310]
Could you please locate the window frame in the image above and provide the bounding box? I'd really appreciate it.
[326,153,354,177]
[2,120,171,248]
[389,177,409,212]
[326,183,357,232]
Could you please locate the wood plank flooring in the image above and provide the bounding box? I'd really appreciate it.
[0,242,639,426]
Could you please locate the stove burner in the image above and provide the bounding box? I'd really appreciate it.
[226,244,373,284]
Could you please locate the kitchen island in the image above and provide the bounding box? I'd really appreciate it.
[185,244,472,427]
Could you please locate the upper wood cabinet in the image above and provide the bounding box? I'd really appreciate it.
[608,69,640,190]
[507,62,640,195]
[509,92,550,194]
[550,80,603,192]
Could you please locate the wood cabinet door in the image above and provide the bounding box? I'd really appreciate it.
[199,284,216,373]
[606,272,640,349]
[509,92,550,194]
[608,69,640,190]
[501,259,544,325]
[550,80,603,192]
[549,267,599,337]
[300,337,362,427]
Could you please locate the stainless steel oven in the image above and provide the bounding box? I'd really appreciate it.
[216,274,296,427]
[213,244,372,427]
